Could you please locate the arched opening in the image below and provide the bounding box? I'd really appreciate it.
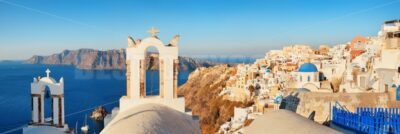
[145,46,161,96]
[43,86,53,123]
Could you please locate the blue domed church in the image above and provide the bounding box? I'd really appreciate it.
[292,62,321,92]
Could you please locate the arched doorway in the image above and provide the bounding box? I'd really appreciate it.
[145,46,161,96]
[44,86,53,123]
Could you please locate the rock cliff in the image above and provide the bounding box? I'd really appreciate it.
[178,65,254,134]
[25,49,216,71]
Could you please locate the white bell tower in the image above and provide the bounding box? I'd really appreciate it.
[119,27,185,112]
[30,69,65,127]
[24,69,71,133]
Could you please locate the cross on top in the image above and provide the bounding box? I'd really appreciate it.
[45,69,51,78]
[147,27,159,37]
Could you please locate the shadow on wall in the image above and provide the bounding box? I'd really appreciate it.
[280,92,329,125]
[280,92,300,112]
[308,111,316,121]
[319,72,326,81]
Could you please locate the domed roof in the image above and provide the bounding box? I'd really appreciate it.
[298,63,318,72]
[351,36,367,44]
[101,104,200,134]
[244,110,340,134]
[39,77,57,84]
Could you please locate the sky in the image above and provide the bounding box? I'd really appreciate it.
[0,0,399,60]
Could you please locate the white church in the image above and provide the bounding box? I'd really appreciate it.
[291,62,321,92]
[23,69,71,134]
[101,28,200,134]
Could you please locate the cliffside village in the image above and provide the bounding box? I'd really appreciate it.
[19,20,400,134]
[217,20,400,133]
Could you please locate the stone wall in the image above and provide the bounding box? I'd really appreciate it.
[282,92,391,123]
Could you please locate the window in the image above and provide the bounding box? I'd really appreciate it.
[395,33,400,38]
[388,32,394,38]
[300,76,302,82]
[307,76,311,82]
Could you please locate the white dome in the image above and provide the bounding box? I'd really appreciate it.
[101,104,200,134]
[39,77,57,84]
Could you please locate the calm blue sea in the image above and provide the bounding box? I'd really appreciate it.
[0,62,189,134]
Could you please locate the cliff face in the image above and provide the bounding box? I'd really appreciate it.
[25,49,215,71]
[26,49,126,70]
[178,65,253,134]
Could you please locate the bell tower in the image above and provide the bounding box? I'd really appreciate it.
[120,28,185,112]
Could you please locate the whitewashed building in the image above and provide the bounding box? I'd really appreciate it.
[291,63,321,92]
[23,69,71,134]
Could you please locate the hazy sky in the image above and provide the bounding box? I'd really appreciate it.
[0,0,399,60]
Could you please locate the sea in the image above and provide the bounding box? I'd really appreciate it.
[0,62,190,134]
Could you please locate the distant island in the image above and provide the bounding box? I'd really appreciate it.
[0,60,23,64]
[25,48,217,71]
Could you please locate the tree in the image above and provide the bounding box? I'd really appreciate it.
[248,85,255,99]
[331,76,343,93]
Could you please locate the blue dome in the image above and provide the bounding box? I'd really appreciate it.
[274,95,283,104]
[298,63,318,72]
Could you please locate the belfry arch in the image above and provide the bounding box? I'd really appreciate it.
[126,27,179,99]
[30,69,65,127]
[121,27,184,112]
[144,46,161,96]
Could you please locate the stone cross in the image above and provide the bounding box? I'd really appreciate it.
[147,27,159,37]
[45,69,51,78]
